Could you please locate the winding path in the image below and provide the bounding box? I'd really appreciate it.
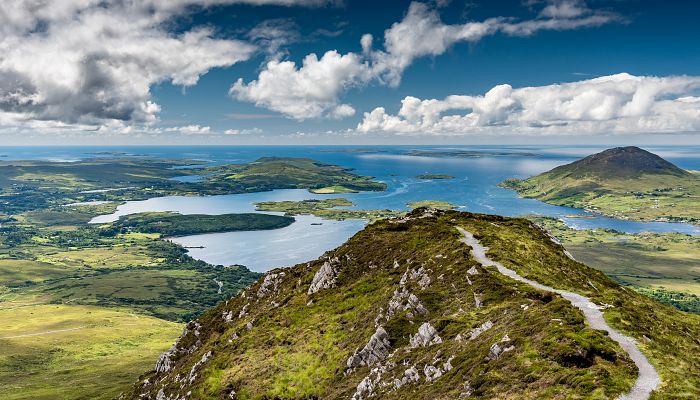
[457,227,661,400]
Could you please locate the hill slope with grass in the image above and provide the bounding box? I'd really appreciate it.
[501,147,700,224]
[125,210,700,400]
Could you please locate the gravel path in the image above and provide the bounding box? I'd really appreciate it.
[457,227,661,400]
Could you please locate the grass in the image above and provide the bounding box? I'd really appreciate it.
[530,217,700,313]
[407,200,457,210]
[255,198,404,222]
[0,303,181,400]
[134,210,683,399]
[503,170,700,224]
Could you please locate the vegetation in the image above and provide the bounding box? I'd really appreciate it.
[415,174,455,180]
[407,200,457,210]
[0,194,262,398]
[0,304,181,400]
[202,157,386,194]
[255,198,404,221]
[530,216,700,314]
[0,157,386,214]
[110,212,294,237]
[127,210,700,399]
[0,156,390,399]
[501,147,700,224]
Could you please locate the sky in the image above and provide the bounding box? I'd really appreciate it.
[1,0,700,145]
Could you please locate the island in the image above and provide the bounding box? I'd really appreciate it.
[415,174,455,180]
[109,212,295,237]
[501,146,700,224]
[407,200,457,210]
[255,198,403,221]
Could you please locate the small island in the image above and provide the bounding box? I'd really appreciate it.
[415,174,455,180]
[407,200,457,210]
[255,198,403,221]
[110,212,295,237]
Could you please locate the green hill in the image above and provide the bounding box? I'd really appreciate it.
[501,147,700,224]
[124,210,699,399]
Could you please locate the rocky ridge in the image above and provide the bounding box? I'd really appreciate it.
[124,209,700,400]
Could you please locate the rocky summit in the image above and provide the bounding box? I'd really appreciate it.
[124,210,700,400]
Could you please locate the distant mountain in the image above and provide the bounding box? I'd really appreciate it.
[543,146,689,180]
[124,210,699,399]
[501,147,700,224]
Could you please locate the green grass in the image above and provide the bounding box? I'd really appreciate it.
[407,200,457,210]
[529,217,700,313]
[255,198,403,222]
[0,303,182,400]
[502,170,700,224]
[132,210,695,400]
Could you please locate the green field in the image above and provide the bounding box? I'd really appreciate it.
[532,217,700,313]
[0,303,181,400]
[255,198,404,221]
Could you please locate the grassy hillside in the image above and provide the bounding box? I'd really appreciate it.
[530,217,700,314]
[126,210,700,399]
[501,147,700,224]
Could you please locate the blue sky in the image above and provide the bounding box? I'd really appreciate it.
[1,0,700,144]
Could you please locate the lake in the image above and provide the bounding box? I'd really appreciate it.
[4,145,699,271]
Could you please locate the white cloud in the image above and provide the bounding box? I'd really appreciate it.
[230,51,369,119]
[357,73,700,135]
[165,125,212,134]
[225,127,263,135]
[232,0,620,119]
[0,0,333,130]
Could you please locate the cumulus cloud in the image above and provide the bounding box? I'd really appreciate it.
[230,51,370,119]
[0,0,332,130]
[356,73,700,135]
[225,127,263,135]
[165,125,212,135]
[232,0,620,119]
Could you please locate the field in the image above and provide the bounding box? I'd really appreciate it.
[532,217,700,314]
[0,303,181,400]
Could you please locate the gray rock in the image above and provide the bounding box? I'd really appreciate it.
[187,351,212,384]
[468,320,493,340]
[393,366,420,389]
[222,311,233,323]
[308,259,338,294]
[386,287,428,320]
[155,344,177,373]
[257,272,285,298]
[424,364,443,382]
[347,326,392,368]
[410,322,442,348]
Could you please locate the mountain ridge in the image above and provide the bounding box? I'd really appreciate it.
[123,210,700,400]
